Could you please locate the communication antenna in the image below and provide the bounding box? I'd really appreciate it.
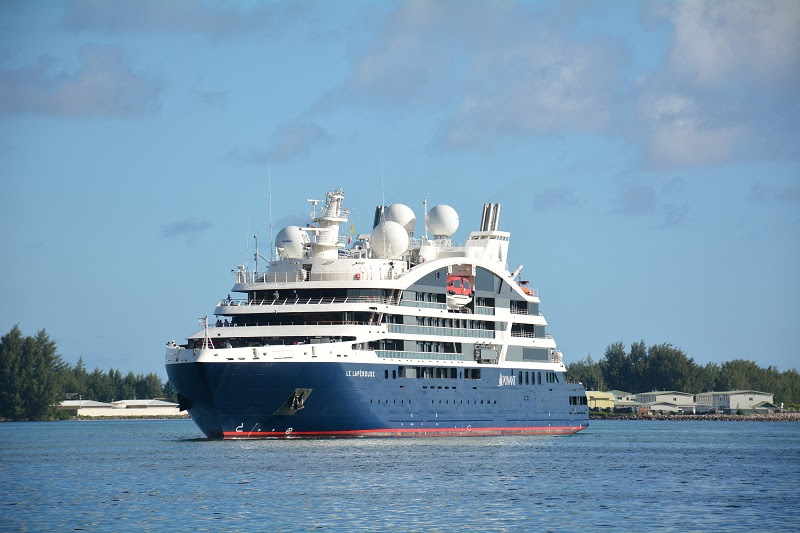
[380,155,385,210]
[380,155,386,256]
[253,235,269,273]
[423,196,428,240]
[268,157,274,261]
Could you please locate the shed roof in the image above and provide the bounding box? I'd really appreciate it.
[112,399,179,407]
[59,400,113,408]
[712,390,772,396]
[586,391,616,401]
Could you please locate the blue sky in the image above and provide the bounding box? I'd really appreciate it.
[1,0,798,378]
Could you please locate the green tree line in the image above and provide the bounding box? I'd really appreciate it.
[0,326,176,421]
[566,340,800,406]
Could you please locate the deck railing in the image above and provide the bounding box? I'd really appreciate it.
[387,324,495,339]
[217,296,400,307]
[510,332,554,339]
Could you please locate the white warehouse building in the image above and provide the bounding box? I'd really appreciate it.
[695,390,776,414]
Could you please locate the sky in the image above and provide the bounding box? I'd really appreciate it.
[1,0,798,379]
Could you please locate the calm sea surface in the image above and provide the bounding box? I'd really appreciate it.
[1,419,798,532]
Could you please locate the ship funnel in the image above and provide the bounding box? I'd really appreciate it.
[480,203,501,231]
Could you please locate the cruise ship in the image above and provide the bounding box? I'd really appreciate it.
[165,187,588,438]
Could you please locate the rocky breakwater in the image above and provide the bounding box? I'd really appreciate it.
[591,412,800,422]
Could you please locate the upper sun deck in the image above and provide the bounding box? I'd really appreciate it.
[231,187,541,307]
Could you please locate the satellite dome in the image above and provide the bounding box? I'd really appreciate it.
[370,221,409,259]
[275,226,308,259]
[384,204,416,235]
[426,205,459,237]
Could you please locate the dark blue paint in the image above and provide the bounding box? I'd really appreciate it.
[167,361,588,438]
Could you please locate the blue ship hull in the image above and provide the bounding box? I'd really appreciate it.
[167,361,589,439]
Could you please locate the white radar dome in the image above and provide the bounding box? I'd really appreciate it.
[426,205,459,237]
[370,221,409,259]
[384,204,416,235]
[275,226,309,259]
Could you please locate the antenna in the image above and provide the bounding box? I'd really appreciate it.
[268,157,274,261]
[423,196,428,240]
[380,155,386,257]
[380,155,385,210]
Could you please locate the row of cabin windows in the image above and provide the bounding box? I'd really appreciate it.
[513,370,561,386]
[381,367,560,385]
[384,367,482,380]
[415,291,445,303]
[433,399,496,405]
[416,316,494,330]
[249,288,388,301]
[569,396,588,406]
[474,297,495,308]
[358,340,462,354]
[369,398,498,406]
[415,341,461,354]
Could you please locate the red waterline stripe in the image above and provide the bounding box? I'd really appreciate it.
[222,425,588,439]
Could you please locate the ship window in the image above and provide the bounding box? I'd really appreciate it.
[385,370,388,379]
[525,372,529,385]
[518,371,522,384]
[392,370,396,379]
[538,372,541,385]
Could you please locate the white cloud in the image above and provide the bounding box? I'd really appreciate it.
[637,92,747,167]
[271,121,332,162]
[317,2,621,150]
[61,0,306,40]
[636,0,800,167]
[667,0,800,88]
[0,45,162,116]
[437,36,618,148]
[533,187,580,211]
[612,179,690,227]
[160,218,213,243]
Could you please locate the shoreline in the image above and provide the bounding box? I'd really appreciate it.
[590,412,800,422]
[72,414,191,420]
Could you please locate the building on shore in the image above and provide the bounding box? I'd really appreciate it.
[585,391,616,410]
[593,389,781,415]
[58,399,181,417]
[634,391,696,414]
[695,390,776,414]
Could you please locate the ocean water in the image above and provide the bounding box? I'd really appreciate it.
[1,419,798,532]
